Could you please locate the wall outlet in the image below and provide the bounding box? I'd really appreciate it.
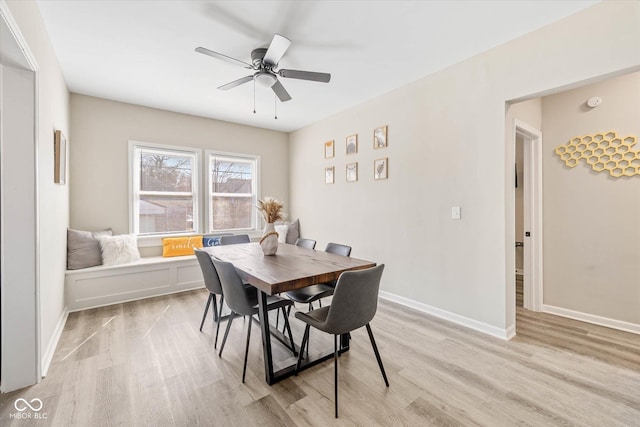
[451,206,461,220]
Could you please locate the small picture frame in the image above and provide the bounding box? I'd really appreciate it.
[374,158,388,180]
[346,162,358,182]
[54,130,66,184]
[324,140,335,158]
[373,125,388,149]
[325,166,335,184]
[346,134,358,155]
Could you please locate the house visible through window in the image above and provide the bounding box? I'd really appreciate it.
[131,144,199,235]
[130,142,260,237]
[207,153,258,232]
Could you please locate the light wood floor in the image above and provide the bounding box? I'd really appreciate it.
[1,288,639,426]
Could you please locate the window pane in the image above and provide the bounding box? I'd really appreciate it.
[211,196,252,230]
[211,159,252,194]
[140,152,192,192]
[139,195,194,234]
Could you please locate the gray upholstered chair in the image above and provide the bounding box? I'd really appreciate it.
[220,234,250,245]
[195,249,257,347]
[285,242,351,310]
[212,258,297,383]
[194,249,226,348]
[294,238,316,249]
[294,264,388,418]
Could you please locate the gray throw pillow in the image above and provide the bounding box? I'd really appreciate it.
[67,228,112,270]
[286,218,299,244]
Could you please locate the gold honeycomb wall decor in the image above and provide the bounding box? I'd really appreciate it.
[554,131,640,178]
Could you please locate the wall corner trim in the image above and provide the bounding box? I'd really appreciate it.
[41,307,68,377]
[379,291,512,340]
[543,304,640,336]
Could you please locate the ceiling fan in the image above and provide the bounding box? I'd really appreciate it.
[195,34,331,102]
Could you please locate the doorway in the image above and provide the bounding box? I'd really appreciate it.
[1,3,41,391]
[514,120,543,312]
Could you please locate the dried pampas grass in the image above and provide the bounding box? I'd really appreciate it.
[257,197,286,224]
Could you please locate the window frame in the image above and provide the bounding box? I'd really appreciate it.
[204,150,261,234]
[129,141,202,239]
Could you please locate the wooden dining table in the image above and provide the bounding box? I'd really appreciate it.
[203,242,376,385]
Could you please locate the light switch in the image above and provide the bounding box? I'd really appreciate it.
[451,206,461,220]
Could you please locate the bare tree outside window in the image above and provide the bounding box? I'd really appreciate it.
[209,157,256,231]
[134,148,198,234]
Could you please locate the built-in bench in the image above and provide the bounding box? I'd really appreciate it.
[65,255,204,311]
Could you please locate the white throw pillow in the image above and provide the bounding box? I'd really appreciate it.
[97,234,141,266]
[274,224,289,243]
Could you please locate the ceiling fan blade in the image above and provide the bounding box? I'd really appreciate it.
[218,75,254,91]
[271,80,292,102]
[263,34,291,66]
[195,47,253,69]
[278,69,331,83]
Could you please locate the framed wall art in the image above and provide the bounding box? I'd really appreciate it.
[324,140,335,158]
[373,125,387,149]
[346,162,358,182]
[346,134,358,155]
[325,166,335,184]
[54,129,66,184]
[374,157,388,180]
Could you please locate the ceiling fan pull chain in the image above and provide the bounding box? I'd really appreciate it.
[274,94,278,120]
[253,79,256,114]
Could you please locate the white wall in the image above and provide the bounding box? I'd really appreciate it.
[70,95,289,256]
[541,71,640,325]
[289,1,640,336]
[5,0,70,379]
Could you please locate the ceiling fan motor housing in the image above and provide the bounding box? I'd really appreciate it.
[251,48,268,67]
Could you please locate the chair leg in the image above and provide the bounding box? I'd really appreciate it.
[281,307,297,356]
[214,295,224,349]
[334,334,339,418]
[242,317,252,383]
[366,323,389,387]
[199,294,213,331]
[295,324,310,374]
[219,312,235,357]
[212,294,219,323]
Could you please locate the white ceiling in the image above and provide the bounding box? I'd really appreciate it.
[37,0,598,132]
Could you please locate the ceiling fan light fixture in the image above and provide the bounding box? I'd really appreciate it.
[255,71,277,88]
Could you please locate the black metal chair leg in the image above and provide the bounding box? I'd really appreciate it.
[214,295,224,349]
[334,334,339,418]
[199,293,213,331]
[295,324,310,374]
[219,312,235,357]
[366,323,389,387]
[242,318,252,383]
[281,307,297,356]
[212,294,219,323]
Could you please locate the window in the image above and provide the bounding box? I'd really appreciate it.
[206,152,259,232]
[130,143,199,235]
[129,142,261,239]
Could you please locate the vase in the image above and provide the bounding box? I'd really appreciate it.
[260,222,279,256]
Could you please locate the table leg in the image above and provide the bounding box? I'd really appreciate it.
[257,290,275,385]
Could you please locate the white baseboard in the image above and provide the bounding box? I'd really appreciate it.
[543,304,640,335]
[505,324,516,340]
[41,307,68,377]
[379,291,512,340]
